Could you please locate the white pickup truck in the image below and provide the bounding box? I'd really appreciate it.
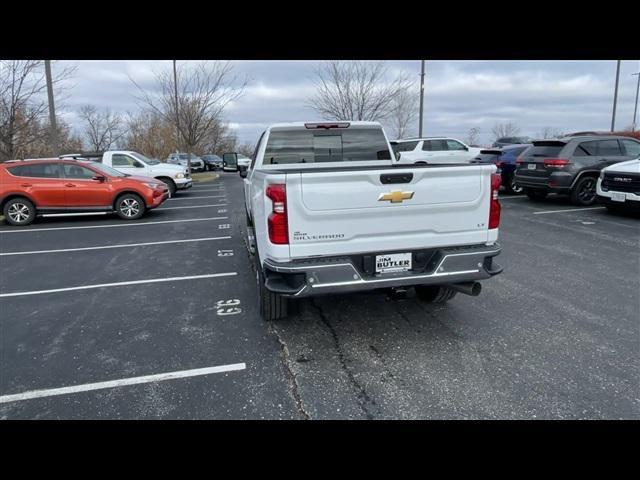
[242,121,503,321]
[60,151,192,196]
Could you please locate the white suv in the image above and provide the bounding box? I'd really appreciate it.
[597,156,640,213]
[392,137,481,165]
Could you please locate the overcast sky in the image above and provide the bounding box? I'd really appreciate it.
[57,60,640,146]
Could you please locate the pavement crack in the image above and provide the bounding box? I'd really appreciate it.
[310,299,378,420]
[268,323,311,420]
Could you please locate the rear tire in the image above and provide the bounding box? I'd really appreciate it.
[570,176,597,206]
[115,193,146,220]
[255,256,288,321]
[3,197,36,226]
[415,285,457,304]
[525,189,548,201]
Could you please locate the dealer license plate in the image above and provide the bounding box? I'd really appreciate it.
[375,253,412,274]
[528,163,536,170]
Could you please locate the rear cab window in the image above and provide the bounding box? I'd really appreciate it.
[262,125,392,167]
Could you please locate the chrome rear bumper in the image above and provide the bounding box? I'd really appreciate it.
[262,243,502,298]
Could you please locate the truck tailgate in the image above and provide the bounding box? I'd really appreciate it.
[286,165,495,259]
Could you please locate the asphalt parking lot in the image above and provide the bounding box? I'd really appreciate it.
[0,173,638,419]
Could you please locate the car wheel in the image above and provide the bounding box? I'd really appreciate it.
[415,285,457,304]
[525,189,548,201]
[255,256,287,321]
[3,197,36,226]
[570,176,597,206]
[159,178,176,196]
[115,193,146,220]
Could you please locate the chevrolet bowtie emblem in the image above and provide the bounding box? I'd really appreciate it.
[378,190,415,203]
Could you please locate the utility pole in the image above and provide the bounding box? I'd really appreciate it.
[611,60,621,132]
[418,60,425,138]
[632,71,640,132]
[172,60,190,173]
[44,60,58,156]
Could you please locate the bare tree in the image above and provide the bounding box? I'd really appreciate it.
[491,122,521,140]
[131,61,247,168]
[0,60,75,161]
[308,61,412,121]
[237,142,256,157]
[388,84,417,138]
[79,105,124,151]
[122,109,176,159]
[466,127,481,146]
[199,120,238,155]
[537,126,563,139]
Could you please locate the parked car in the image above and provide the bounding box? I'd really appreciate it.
[391,137,481,164]
[201,154,223,171]
[166,153,206,172]
[472,144,532,194]
[514,135,640,206]
[492,136,532,148]
[61,151,192,196]
[242,121,502,321]
[0,158,169,226]
[596,156,640,213]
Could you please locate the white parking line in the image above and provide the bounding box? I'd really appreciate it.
[0,216,227,234]
[158,203,227,211]
[533,207,606,215]
[499,196,528,200]
[0,362,246,404]
[0,236,232,256]
[0,272,238,298]
[167,195,226,201]
[185,188,225,192]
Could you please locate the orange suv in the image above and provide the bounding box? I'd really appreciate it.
[0,159,169,226]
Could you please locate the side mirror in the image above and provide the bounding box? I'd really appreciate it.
[239,168,248,178]
[223,152,239,171]
[395,151,402,162]
[92,175,106,182]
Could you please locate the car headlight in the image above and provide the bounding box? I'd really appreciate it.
[144,182,160,189]
[174,173,185,179]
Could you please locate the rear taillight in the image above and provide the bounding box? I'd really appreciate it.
[489,173,501,229]
[516,157,524,165]
[495,161,503,168]
[266,184,288,244]
[543,158,570,168]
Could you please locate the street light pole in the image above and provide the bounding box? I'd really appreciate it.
[611,60,621,132]
[418,60,425,138]
[44,60,58,156]
[632,71,640,132]
[172,60,190,173]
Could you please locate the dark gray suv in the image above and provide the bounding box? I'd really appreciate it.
[514,135,640,206]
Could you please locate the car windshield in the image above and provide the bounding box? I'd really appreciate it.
[87,161,126,177]
[129,152,153,164]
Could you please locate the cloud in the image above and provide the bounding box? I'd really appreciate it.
[55,59,640,145]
